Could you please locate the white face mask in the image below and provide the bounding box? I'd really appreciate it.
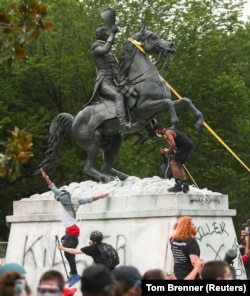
[156,132,163,137]
[14,279,26,296]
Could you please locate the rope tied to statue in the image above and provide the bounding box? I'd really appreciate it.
[127,38,147,55]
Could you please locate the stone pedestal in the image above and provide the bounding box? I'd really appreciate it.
[5,177,246,294]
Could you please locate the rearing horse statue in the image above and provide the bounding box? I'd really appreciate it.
[39,25,203,183]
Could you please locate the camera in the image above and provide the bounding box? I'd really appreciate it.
[245,227,250,236]
[224,248,237,265]
[223,248,237,280]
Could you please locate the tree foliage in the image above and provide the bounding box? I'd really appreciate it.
[0,126,33,181]
[0,0,53,69]
[0,0,249,240]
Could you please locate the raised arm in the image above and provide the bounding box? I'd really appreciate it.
[92,193,110,201]
[40,167,53,186]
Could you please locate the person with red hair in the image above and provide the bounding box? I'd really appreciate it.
[170,216,201,279]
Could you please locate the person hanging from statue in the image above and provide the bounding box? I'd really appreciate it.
[39,167,110,287]
[83,25,137,132]
[152,123,195,193]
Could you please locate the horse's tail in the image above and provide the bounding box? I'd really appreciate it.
[38,113,74,171]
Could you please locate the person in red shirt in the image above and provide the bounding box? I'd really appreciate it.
[241,219,250,279]
[40,168,109,287]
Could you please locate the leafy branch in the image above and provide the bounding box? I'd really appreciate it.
[0,0,53,68]
[0,127,34,181]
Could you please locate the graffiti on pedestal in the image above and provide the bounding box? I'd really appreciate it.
[17,219,246,280]
[195,221,245,278]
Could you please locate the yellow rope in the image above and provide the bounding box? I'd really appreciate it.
[128,38,147,55]
[183,164,199,188]
[165,80,250,173]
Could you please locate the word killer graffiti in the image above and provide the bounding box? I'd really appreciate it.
[194,221,245,279]
[196,221,229,242]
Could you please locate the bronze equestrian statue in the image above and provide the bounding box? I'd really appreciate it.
[38,24,203,183]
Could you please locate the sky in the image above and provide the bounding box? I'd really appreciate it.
[242,0,250,21]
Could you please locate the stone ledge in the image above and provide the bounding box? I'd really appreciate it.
[6,208,236,222]
[12,193,229,216]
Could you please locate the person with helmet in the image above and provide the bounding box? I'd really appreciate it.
[83,24,137,132]
[57,230,118,270]
[89,230,104,243]
[40,168,109,287]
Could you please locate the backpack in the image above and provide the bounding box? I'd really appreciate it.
[96,242,120,269]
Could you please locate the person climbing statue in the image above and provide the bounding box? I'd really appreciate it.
[152,123,195,193]
[87,25,138,132]
[39,167,109,287]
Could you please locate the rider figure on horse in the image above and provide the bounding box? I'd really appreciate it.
[89,25,137,132]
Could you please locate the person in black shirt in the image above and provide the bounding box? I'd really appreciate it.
[170,216,201,279]
[58,230,118,270]
[153,123,195,193]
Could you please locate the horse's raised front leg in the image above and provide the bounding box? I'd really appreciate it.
[100,133,129,181]
[173,98,204,131]
[137,98,179,128]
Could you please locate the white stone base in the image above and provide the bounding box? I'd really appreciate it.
[5,177,246,295]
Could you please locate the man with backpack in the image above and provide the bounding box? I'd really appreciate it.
[57,230,119,270]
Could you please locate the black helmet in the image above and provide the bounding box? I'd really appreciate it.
[96,26,109,41]
[90,230,103,243]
